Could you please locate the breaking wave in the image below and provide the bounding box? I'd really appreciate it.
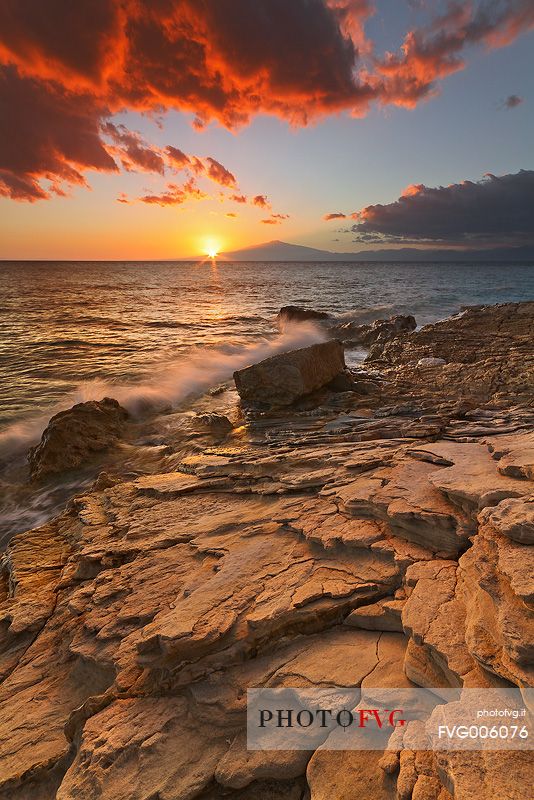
[0,321,326,459]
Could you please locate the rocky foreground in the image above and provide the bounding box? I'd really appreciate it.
[1,302,533,799]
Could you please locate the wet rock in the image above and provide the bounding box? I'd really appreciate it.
[326,370,356,392]
[191,412,233,437]
[276,306,330,327]
[28,398,129,482]
[332,314,416,347]
[234,341,346,407]
[208,384,227,396]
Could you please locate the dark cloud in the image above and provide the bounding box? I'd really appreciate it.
[0,0,122,86]
[503,93,523,108]
[351,170,534,248]
[0,66,117,201]
[0,64,255,201]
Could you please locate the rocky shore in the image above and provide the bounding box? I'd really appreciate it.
[0,302,533,799]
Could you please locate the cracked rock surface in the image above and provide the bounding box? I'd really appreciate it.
[0,302,533,799]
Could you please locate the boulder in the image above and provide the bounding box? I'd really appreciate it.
[276,306,330,327]
[233,340,346,407]
[331,314,416,347]
[28,398,129,481]
[190,412,233,438]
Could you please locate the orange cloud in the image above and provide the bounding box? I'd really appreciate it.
[375,1,534,108]
[252,195,270,209]
[0,66,117,201]
[1,1,533,200]
[138,178,207,207]
[102,121,165,174]
[204,157,237,188]
[401,183,424,198]
[261,213,289,225]
[165,146,191,169]
[324,212,347,220]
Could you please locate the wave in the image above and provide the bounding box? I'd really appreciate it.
[0,320,326,460]
[144,320,196,329]
[332,305,397,324]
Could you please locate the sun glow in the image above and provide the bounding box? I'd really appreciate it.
[204,238,222,259]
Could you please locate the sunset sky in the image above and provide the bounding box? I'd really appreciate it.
[1,0,533,260]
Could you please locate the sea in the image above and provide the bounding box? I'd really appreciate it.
[1,259,533,540]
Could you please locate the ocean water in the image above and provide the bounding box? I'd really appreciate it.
[0,259,533,540]
[2,259,534,430]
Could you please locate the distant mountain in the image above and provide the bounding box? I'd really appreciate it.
[220,240,534,262]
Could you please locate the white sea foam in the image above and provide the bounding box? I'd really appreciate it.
[0,321,326,459]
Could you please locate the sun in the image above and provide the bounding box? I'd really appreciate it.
[204,238,221,259]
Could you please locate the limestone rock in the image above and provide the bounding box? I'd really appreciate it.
[486,431,534,480]
[487,495,534,544]
[307,750,397,800]
[333,458,472,557]
[57,697,230,800]
[2,301,534,800]
[435,750,532,800]
[367,302,534,406]
[233,341,346,407]
[459,513,534,686]
[345,598,404,632]
[28,398,129,481]
[214,733,311,790]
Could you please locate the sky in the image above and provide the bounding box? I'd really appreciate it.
[0,0,533,260]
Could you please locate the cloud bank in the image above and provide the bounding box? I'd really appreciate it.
[350,169,534,248]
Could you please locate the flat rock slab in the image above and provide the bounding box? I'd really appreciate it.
[334,458,471,557]
[409,441,529,512]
